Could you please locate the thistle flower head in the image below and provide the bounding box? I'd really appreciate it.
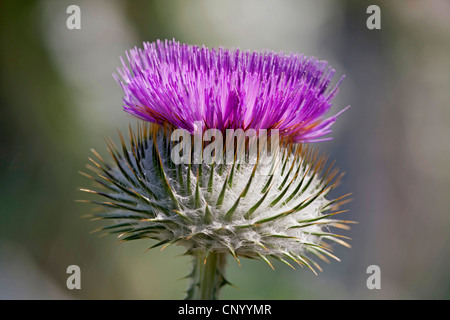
[114,39,347,143]
[81,39,353,298]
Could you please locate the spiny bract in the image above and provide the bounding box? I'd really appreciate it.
[80,123,352,274]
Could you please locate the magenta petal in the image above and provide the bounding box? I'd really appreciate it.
[115,39,347,143]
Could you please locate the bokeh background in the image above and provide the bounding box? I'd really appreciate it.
[1,0,449,299]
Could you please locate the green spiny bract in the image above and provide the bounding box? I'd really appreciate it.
[80,123,352,277]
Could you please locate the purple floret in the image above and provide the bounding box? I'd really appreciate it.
[115,39,347,143]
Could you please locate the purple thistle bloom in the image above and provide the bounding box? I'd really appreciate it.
[81,39,353,299]
[114,39,347,143]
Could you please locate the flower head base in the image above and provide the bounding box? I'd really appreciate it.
[81,124,352,275]
[115,39,347,143]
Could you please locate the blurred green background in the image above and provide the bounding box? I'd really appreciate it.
[1,0,449,299]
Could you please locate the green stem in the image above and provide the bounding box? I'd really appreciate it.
[185,251,227,300]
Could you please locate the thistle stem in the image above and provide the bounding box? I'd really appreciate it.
[186,251,227,300]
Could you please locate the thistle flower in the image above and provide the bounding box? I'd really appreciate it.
[80,39,352,300]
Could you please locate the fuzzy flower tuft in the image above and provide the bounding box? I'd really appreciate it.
[114,39,348,143]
